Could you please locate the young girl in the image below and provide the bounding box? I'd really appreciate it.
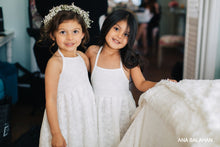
[39,3,97,147]
[135,0,160,55]
[86,9,158,147]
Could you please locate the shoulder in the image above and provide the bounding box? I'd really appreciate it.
[47,52,62,66]
[77,51,89,61]
[45,53,62,75]
[77,50,90,70]
[85,45,100,58]
[85,45,100,72]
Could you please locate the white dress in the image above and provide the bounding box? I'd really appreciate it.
[39,49,98,147]
[91,47,136,147]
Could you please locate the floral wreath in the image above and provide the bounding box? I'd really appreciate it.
[43,3,92,28]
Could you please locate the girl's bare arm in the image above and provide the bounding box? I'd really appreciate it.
[130,66,157,92]
[45,56,66,146]
[85,45,99,73]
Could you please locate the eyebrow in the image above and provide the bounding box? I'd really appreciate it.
[115,22,121,26]
[57,27,81,31]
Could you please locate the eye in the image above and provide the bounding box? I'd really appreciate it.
[73,30,79,34]
[114,26,119,31]
[59,30,66,34]
[124,33,129,37]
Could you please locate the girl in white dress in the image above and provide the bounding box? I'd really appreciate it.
[86,9,158,147]
[39,3,97,147]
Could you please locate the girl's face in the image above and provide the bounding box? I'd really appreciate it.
[51,19,84,53]
[105,20,130,50]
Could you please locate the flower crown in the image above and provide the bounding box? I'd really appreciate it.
[43,3,92,28]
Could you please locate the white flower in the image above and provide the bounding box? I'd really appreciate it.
[43,3,93,28]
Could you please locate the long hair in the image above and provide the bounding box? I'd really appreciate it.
[97,9,141,69]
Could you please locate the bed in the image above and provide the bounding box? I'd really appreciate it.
[119,79,220,147]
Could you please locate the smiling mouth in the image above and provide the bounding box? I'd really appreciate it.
[65,43,75,46]
[112,38,120,44]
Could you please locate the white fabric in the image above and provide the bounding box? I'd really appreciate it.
[99,14,106,30]
[91,46,136,147]
[119,79,220,147]
[39,49,98,147]
[135,9,153,23]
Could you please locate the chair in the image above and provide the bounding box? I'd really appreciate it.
[16,62,45,115]
[157,35,184,68]
[26,0,60,114]
[0,62,18,104]
[17,0,47,115]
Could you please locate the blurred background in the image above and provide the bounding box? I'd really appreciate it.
[0,0,220,146]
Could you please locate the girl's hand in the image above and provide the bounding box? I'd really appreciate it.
[51,133,67,147]
[168,79,177,83]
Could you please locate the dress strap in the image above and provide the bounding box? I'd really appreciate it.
[120,59,123,69]
[76,52,84,63]
[94,46,103,67]
[58,49,64,58]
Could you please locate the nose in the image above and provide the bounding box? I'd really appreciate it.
[66,33,74,40]
[118,32,123,38]
[115,30,123,38]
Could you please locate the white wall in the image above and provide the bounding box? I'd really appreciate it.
[157,0,186,36]
[214,13,220,79]
[0,0,31,70]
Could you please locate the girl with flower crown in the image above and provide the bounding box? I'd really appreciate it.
[39,3,98,147]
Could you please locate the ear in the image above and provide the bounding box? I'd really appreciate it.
[81,33,85,40]
[50,33,55,41]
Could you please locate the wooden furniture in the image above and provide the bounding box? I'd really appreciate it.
[157,35,184,68]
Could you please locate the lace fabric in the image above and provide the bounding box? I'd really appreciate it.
[39,50,98,147]
[91,47,136,147]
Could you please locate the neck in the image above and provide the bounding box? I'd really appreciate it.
[102,44,120,56]
[59,48,77,57]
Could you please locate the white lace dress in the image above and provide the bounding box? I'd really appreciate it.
[39,49,98,147]
[91,47,136,147]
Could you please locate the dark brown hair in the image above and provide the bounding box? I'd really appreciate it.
[98,9,141,69]
[40,10,89,50]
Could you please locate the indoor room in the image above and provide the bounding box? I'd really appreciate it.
[0,0,220,146]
